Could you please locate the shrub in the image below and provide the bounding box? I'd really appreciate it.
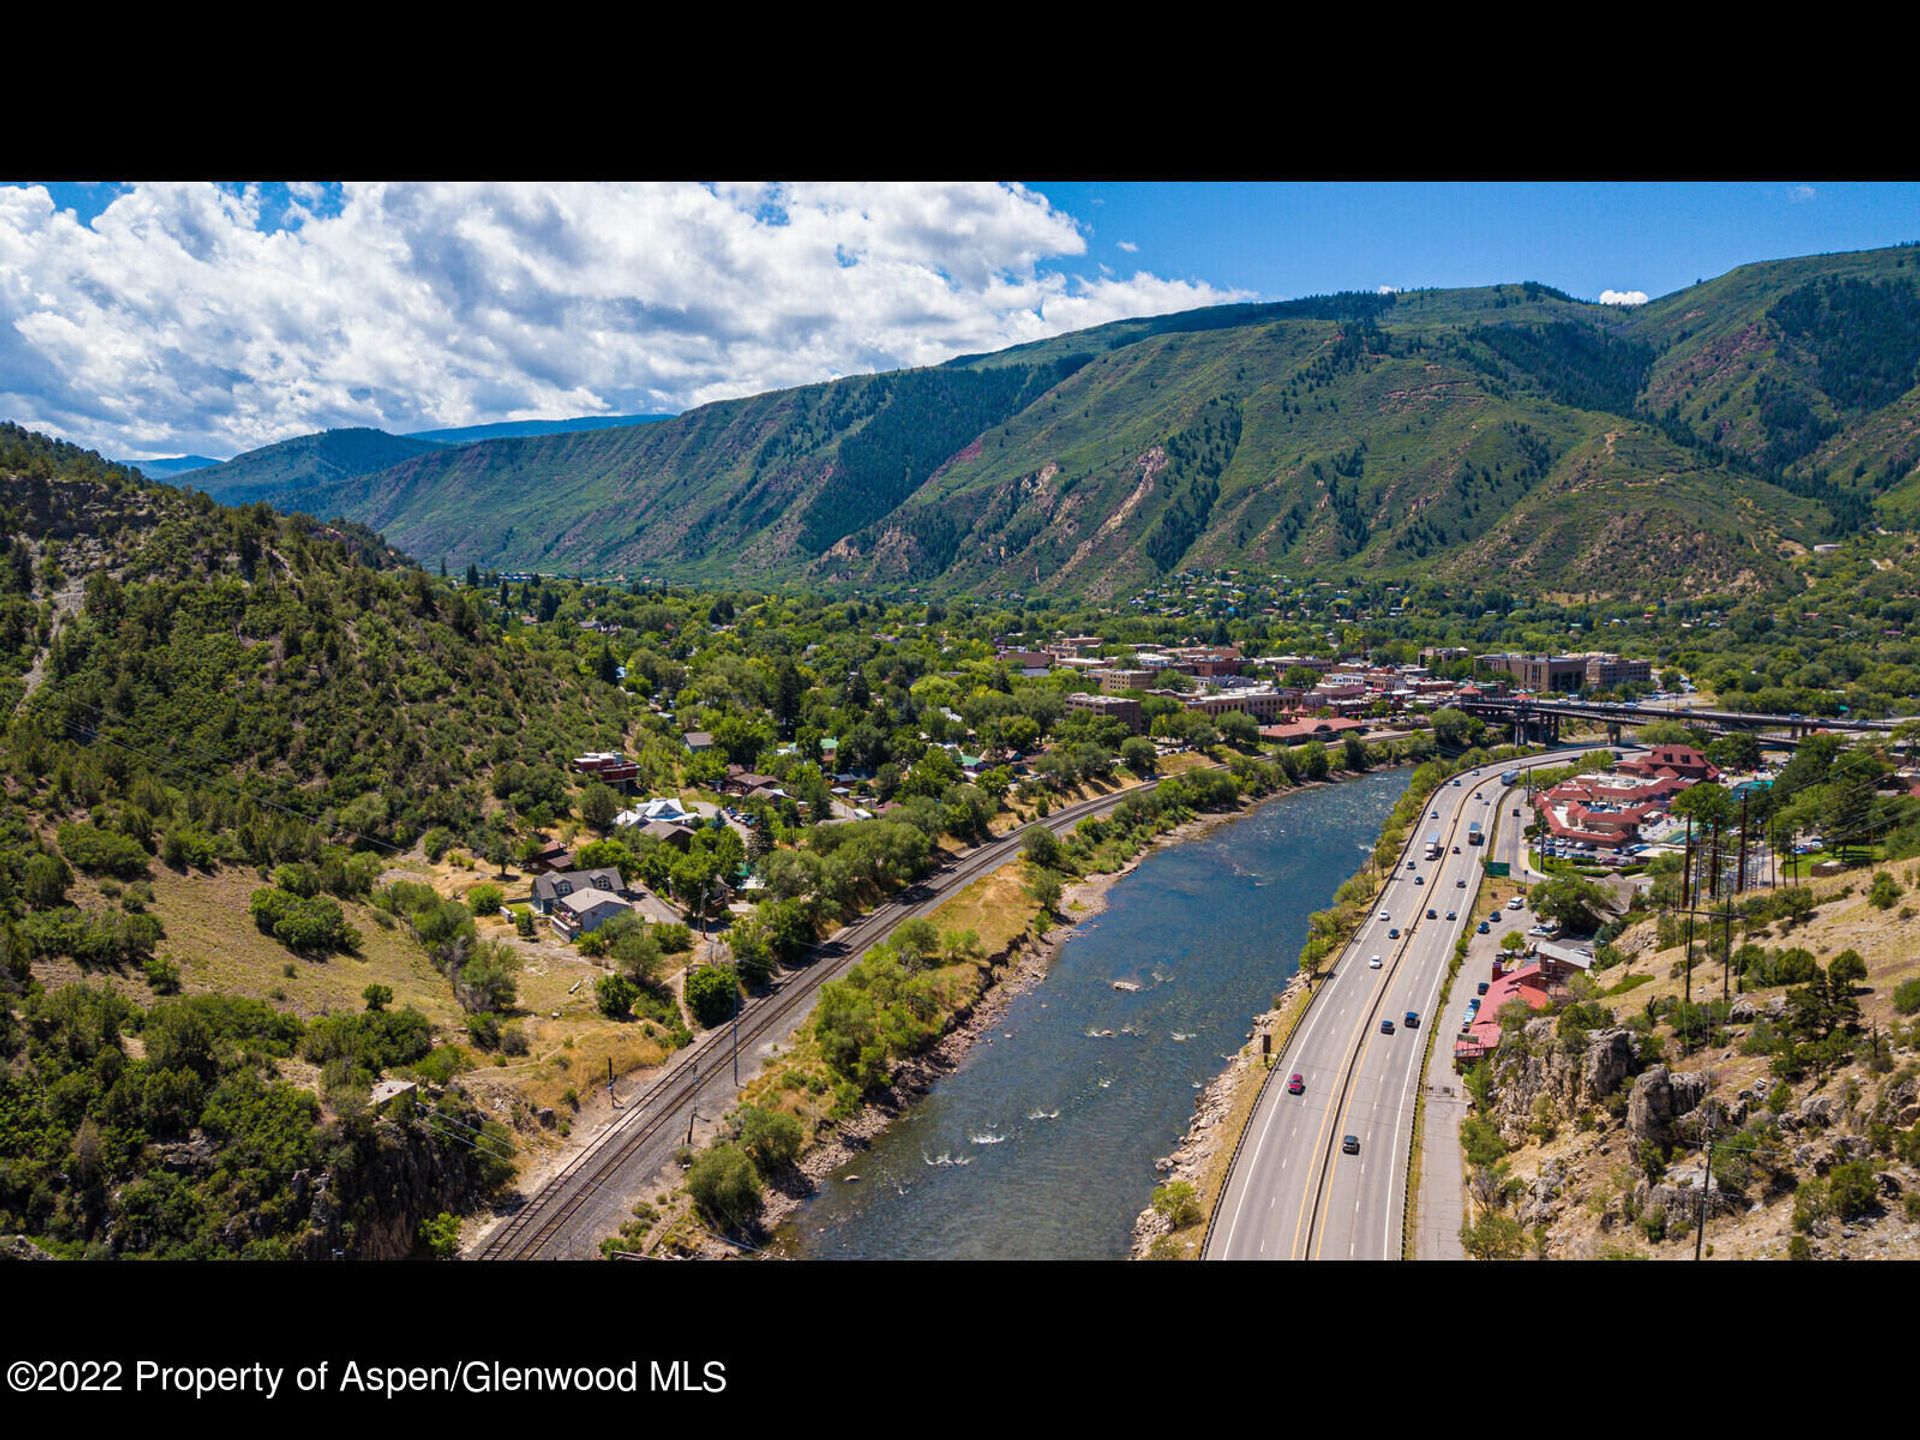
[686,1141,762,1229]
[1893,978,1920,1016]
[1151,1180,1202,1229]
[595,972,638,1019]
[1868,871,1903,910]
[685,963,740,1028]
[418,1211,461,1259]
[735,1105,803,1176]
[465,882,504,917]
[57,822,151,878]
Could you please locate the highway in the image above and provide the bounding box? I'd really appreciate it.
[1205,747,1591,1261]
[469,763,1220,1259]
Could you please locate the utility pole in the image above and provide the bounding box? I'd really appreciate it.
[1695,1111,1714,1261]
[1682,817,1695,1015]
[1736,792,1750,895]
[731,969,742,1086]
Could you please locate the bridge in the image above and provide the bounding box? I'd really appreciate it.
[1453,698,1907,750]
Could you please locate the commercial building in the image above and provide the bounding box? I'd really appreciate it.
[1065,692,1143,732]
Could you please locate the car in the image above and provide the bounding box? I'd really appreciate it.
[1415,874,1424,885]
[1379,1018,1395,1034]
[1430,810,1439,819]
[1477,921,1490,934]
[1378,911,1392,922]
[1388,928,1400,939]
[1446,911,1456,920]
[1426,907,1438,919]
[1453,778,1462,786]
[1507,897,1524,910]
[1342,1135,1361,1155]
[1287,1073,1305,1095]
[1452,845,1461,855]
[1404,1010,1420,1028]
[1368,954,1383,969]
[1513,808,1521,817]
[1456,878,1467,887]
[1477,980,1490,995]
[1406,860,1416,870]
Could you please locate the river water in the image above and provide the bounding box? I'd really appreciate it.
[785,767,1411,1260]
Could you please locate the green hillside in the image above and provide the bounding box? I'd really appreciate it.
[204,247,1920,599]
[185,427,443,506]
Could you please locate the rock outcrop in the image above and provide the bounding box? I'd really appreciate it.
[1490,1021,1643,1144]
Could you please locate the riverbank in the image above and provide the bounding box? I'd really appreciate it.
[736,802,1269,1255]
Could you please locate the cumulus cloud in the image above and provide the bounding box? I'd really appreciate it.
[0,181,1252,459]
[1376,284,1400,295]
[1790,184,1817,203]
[1597,289,1649,306]
[1115,239,1139,252]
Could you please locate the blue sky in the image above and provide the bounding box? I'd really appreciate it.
[1026,182,1920,303]
[4,181,1917,461]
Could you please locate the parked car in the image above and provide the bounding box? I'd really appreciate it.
[1507,897,1524,910]
[1477,981,1490,995]
[1287,1073,1305,1095]
[1477,920,1490,934]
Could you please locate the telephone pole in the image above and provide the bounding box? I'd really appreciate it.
[1695,1111,1714,1261]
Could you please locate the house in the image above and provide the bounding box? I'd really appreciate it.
[573,751,638,783]
[1453,960,1553,1065]
[1259,715,1368,744]
[722,766,779,798]
[532,840,574,873]
[551,888,634,940]
[639,819,696,850]
[1614,744,1719,783]
[614,796,695,829]
[683,731,715,754]
[531,867,626,915]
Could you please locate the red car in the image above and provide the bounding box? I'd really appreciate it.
[1287,1073,1305,1095]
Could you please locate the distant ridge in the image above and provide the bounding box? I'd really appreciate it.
[405,413,674,444]
[119,454,223,479]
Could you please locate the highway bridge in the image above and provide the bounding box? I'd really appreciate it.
[1453,697,1907,749]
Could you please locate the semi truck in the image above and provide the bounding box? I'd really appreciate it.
[1424,831,1442,860]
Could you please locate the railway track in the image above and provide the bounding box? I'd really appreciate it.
[471,765,1218,1259]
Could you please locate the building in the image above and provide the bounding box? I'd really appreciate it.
[1583,653,1653,690]
[1479,651,1653,693]
[1614,744,1719,783]
[1183,689,1293,723]
[683,730,715,753]
[996,649,1054,678]
[551,888,634,940]
[573,751,639,783]
[1453,960,1554,1065]
[1065,692,1143,732]
[1259,715,1368,745]
[614,796,696,829]
[531,867,626,915]
[1093,668,1155,694]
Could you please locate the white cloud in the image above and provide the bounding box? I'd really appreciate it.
[1116,239,1138,253]
[0,181,1252,459]
[1376,284,1400,295]
[1789,184,1817,204]
[1597,289,1649,306]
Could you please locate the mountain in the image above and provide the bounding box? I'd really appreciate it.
[181,427,444,507]
[120,454,223,480]
[404,412,673,444]
[202,245,1920,599]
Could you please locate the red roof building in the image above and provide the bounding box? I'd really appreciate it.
[1453,961,1553,1064]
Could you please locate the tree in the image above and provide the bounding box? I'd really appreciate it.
[578,782,620,835]
[1025,867,1063,915]
[595,972,638,1019]
[686,1141,762,1230]
[419,1211,462,1259]
[1528,875,1614,934]
[1120,736,1158,776]
[455,941,521,1014]
[685,963,740,1028]
[1459,1208,1526,1259]
[1216,709,1260,749]
[1151,1180,1202,1229]
[735,1104,803,1176]
[1020,824,1062,869]
[362,984,392,1012]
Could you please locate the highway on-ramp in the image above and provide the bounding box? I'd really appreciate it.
[1205,747,1591,1261]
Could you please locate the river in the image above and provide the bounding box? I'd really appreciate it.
[784,766,1411,1260]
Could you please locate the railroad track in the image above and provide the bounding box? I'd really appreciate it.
[471,765,1220,1260]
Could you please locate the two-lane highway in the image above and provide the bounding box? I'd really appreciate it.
[1206,747,1590,1261]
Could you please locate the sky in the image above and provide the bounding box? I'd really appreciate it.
[3,180,1916,462]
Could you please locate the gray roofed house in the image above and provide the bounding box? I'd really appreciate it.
[683,730,715,752]
[530,866,626,915]
[551,888,633,939]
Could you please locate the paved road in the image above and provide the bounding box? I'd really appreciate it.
[1206,748,1591,1261]
[470,768,1219,1259]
